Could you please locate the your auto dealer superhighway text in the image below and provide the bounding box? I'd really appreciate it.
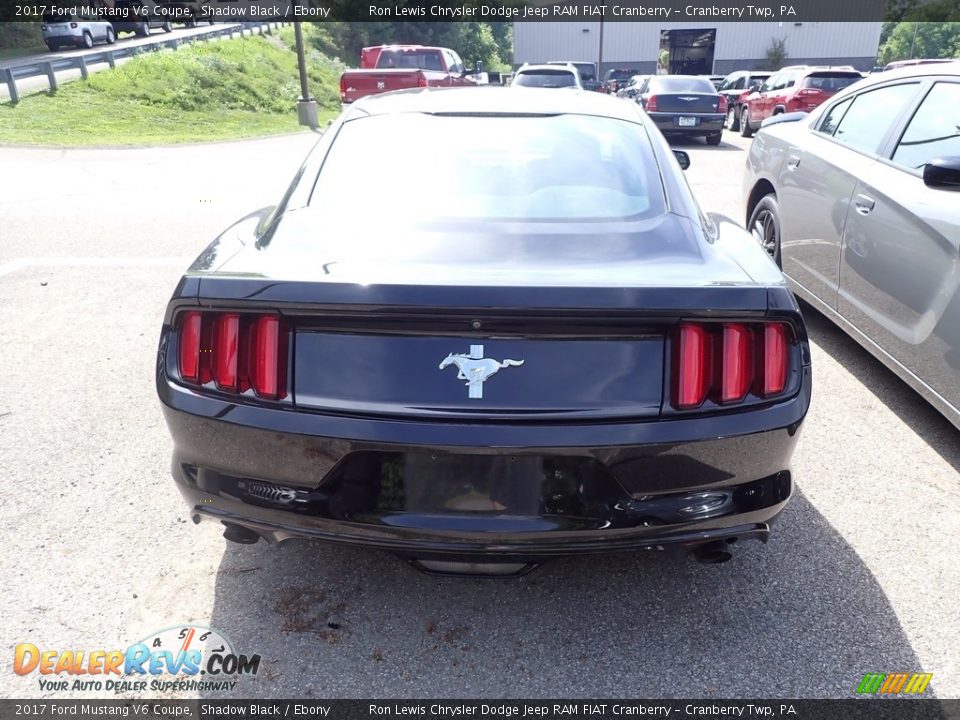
[367,705,793,717]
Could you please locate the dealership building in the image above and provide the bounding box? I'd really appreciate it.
[513,22,883,75]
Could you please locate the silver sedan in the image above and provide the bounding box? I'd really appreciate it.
[743,62,960,429]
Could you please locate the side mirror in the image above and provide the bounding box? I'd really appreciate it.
[673,150,691,170]
[923,157,960,190]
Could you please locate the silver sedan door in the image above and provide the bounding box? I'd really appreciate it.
[838,78,960,413]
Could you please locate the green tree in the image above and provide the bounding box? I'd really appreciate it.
[878,22,960,63]
[763,38,789,70]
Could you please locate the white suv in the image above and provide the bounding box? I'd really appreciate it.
[42,13,116,51]
[512,63,583,90]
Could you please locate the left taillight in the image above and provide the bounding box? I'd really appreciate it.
[177,311,288,400]
[717,94,728,114]
[671,321,794,410]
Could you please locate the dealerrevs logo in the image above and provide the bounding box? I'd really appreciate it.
[13,625,261,693]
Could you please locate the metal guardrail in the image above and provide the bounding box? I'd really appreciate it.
[2,22,285,103]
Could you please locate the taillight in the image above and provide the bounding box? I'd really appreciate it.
[720,324,752,403]
[763,323,789,397]
[671,321,793,410]
[717,95,728,114]
[339,75,347,100]
[674,325,711,409]
[178,311,203,382]
[212,313,240,391]
[177,311,288,400]
[796,88,821,96]
[645,95,658,112]
[417,74,428,88]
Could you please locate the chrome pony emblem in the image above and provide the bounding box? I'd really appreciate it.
[439,345,524,399]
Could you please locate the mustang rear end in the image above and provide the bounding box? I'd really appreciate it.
[156,88,810,574]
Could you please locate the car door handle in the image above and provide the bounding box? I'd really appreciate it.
[855,193,876,215]
[787,154,801,170]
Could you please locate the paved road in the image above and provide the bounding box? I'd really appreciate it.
[1,128,957,700]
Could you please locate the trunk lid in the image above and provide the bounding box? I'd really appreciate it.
[340,69,427,103]
[652,93,722,114]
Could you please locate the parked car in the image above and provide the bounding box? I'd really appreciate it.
[547,61,603,92]
[743,62,960,429]
[635,75,727,145]
[739,66,863,137]
[705,75,727,89]
[716,70,772,131]
[616,74,650,101]
[339,45,480,104]
[41,13,116,50]
[157,87,810,575]
[881,58,956,72]
[604,67,641,94]
[512,63,582,89]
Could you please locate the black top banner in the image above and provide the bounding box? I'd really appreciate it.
[2,700,958,720]
[4,0,889,23]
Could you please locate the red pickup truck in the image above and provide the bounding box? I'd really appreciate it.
[339,45,480,104]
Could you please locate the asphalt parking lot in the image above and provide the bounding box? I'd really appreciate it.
[1,127,957,699]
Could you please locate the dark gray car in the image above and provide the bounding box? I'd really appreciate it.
[744,62,960,429]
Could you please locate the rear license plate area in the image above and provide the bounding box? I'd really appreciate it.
[678,116,698,127]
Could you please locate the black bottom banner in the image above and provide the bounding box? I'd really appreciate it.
[3,700,958,720]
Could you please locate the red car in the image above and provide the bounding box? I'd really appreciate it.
[739,66,863,137]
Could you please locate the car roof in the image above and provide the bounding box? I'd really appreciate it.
[518,63,577,73]
[842,60,960,89]
[348,86,645,123]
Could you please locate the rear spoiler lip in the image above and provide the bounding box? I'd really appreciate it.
[760,111,809,129]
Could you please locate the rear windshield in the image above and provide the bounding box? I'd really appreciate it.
[313,114,665,222]
[802,72,862,91]
[649,77,716,94]
[514,70,578,88]
[377,50,444,71]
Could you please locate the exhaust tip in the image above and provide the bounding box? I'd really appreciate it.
[222,523,261,545]
[692,540,733,565]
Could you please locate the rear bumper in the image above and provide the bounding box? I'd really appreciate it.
[648,113,724,135]
[159,367,809,561]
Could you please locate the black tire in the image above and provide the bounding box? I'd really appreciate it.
[136,22,150,37]
[185,19,196,28]
[747,194,782,267]
[82,32,94,49]
[45,41,59,51]
[725,104,740,131]
[706,132,722,146]
[740,106,754,138]
[106,28,116,45]
[162,21,173,33]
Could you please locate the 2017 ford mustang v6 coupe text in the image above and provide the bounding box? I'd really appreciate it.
[156,88,811,575]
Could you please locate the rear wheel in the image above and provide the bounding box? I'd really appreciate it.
[45,41,59,51]
[740,107,754,138]
[106,27,116,44]
[725,105,740,131]
[136,22,150,37]
[82,32,94,49]
[162,21,173,33]
[705,132,722,146]
[748,194,782,268]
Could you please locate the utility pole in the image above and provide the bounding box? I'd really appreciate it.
[294,21,318,128]
[598,17,605,83]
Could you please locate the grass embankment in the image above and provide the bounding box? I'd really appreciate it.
[0,23,44,58]
[0,25,344,146]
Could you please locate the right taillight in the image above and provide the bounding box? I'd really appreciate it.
[177,311,288,401]
[672,321,792,410]
[645,94,658,112]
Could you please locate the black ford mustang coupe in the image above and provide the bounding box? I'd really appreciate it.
[157,88,810,575]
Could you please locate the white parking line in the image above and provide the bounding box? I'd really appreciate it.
[0,256,192,277]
